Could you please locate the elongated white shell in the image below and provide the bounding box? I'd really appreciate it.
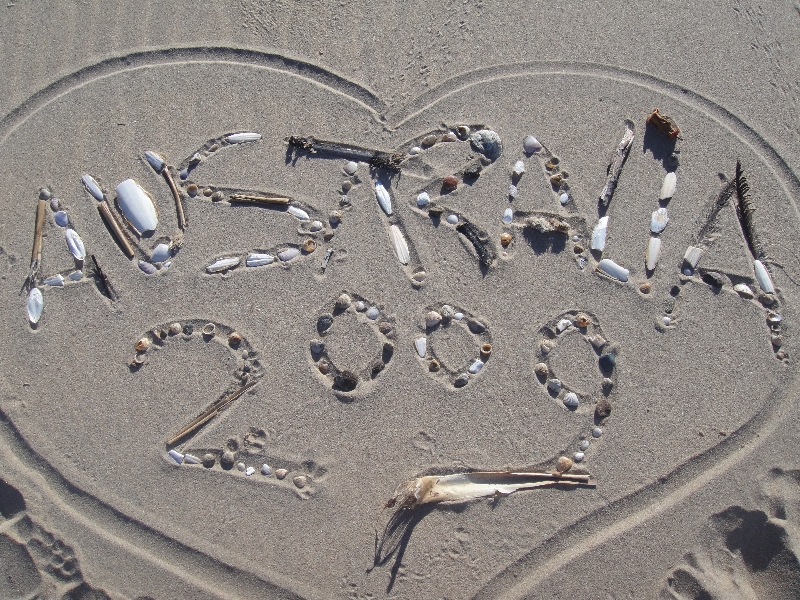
[659,172,677,200]
[27,288,43,323]
[65,229,86,260]
[116,179,158,233]
[44,274,64,287]
[278,248,300,262]
[375,182,392,215]
[591,217,609,251]
[54,211,69,227]
[227,132,261,143]
[168,450,184,465]
[683,246,703,268]
[754,259,775,293]
[184,454,201,465]
[81,174,104,201]
[206,257,240,273]
[389,225,410,265]
[512,160,525,176]
[733,283,754,298]
[287,206,309,221]
[151,243,171,263]
[650,208,669,233]
[144,150,165,172]
[523,135,542,153]
[246,253,274,267]
[68,270,82,281]
[469,359,484,374]
[597,258,629,282]
[503,207,513,224]
[414,337,427,358]
[646,237,662,271]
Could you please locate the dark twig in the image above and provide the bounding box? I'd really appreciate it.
[91,254,118,301]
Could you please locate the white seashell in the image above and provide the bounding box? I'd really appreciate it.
[310,220,323,232]
[417,192,430,207]
[426,311,442,328]
[246,253,274,267]
[116,179,158,233]
[260,464,272,476]
[344,161,358,175]
[44,274,64,287]
[68,270,82,281]
[375,181,393,215]
[287,206,310,221]
[591,217,609,251]
[508,184,518,198]
[503,207,513,224]
[559,193,570,205]
[556,318,572,332]
[733,283,754,299]
[588,334,606,349]
[453,312,464,321]
[27,288,43,323]
[184,454,201,465]
[54,211,69,227]
[366,307,379,320]
[236,462,246,472]
[227,132,261,143]
[65,229,86,261]
[563,392,579,408]
[523,135,542,153]
[597,258,629,282]
[81,174,104,201]
[683,267,693,276]
[646,237,662,271]
[163,261,171,269]
[206,257,240,273]
[650,208,669,233]
[446,214,459,225]
[547,379,562,393]
[580,440,590,451]
[414,337,427,358]
[574,452,585,462]
[278,248,300,262]
[663,316,672,326]
[389,225,410,265]
[138,260,156,275]
[683,246,703,268]
[355,301,366,311]
[409,146,423,155]
[659,172,677,200]
[144,150,165,172]
[754,259,775,293]
[151,243,171,263]
[168,450,184,465]
[245,467,256,476]
[592,427,603,438]
[512,160,525,176]
[469,359,484,374]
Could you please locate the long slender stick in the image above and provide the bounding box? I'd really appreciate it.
[31,199,46,269]
[162,168,186,230]
[167,381,257,445]
[229,194,291,206]
[599,123,635,207]
[97,201,135,259]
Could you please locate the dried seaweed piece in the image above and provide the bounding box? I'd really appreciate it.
[733,160,763,260]
[455,221,493,267]
[167,381,257,445]
[646,108,681,139]
[90,254,118,301]
[286,136,404,171]
[599,123,635,207]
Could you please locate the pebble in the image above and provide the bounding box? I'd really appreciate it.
[454,373,469,388]
[663,316,672,326]
[236,461,246,472]
[344,161,358,175]
[220,451,235,469]
[574,452,585,463]
[261,464,272,476]
[772,335,783,348]
[547,379,562,393]
[409,146,423,155]
[293,475,308,489]
[602,378,614,390]
[182,324,194,335]
[540,341,553,354]
[211,191,224,201]
[39,188,52,200]
[422,134,438,146]
[228,332,242,346]
[595,397,612,418]
[379,322,394,337]
[592,427,603,438]
[453,312,464,321]
[446,214,459,225]
[275,468,288,480]
[559,193,570,205]
[245,467,256,476]
[534,363,549,377]
[599,353,616,371]
[442,175,459,190]
[318,360,329,375]
[317,314,334,333]
[426,311,443,328]
[366,306,380,320]
[429,359,440,372]
[417,192,431,208]
[310,339,325,354]
[579,440,590,451]
[464,163,482,178]
[335,293,352,309]
[563,392,579,408]
[556,456,573,473]
[639,282,652,294]
[683,267,693,277]
[186,183,199,196]
[512,160,525,177]
[310,220,323,232]
[203,188,213,197]
[50,198,61,211]
[523,135,542,153]
[179,169,188,180]
[342,181,352,192]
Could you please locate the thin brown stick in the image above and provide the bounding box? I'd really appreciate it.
[97,201,135,259]
[31,199,46,268]
[162,168,186,229]
[167,380,257,445]
[229,194,291,206]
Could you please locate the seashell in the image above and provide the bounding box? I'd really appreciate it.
[211,191,224,201]
[556,318,572,332]
[439,305,454,320]
[82,174,104,201]
[276,247,299,262]
[592,427,603,438]
[595,397,612,418]
[480,343,492,358]
[550,174,563,186]
[591,217,609,251]
[389,225,410,265]
[366,306,380,320]
[441,131,458,142]
[523,135,542,153]
[27,288,43,324]
[414,337,427,357]
[597,258,629,282]
[599,353,616,371]
[138,260,156,275]
[287,206,310,221]
[580,440,590,451]
[50,198,61,211]
[116,179,158,234]
[503,207,513,224]
[413,271,427,283]
[318,360,329,374]
[168,323,181,335]
[275,468,288,480]
[144,150,165,172]
[534,363,549,377]
[344,161,358,175]
[236,461,246,472]
[426,311,442,328]
[260,464,272,476]
[563,392,579,409]
[576,315,591,328]
[733,283,754,299]
[512,160,525,176]
[168,450,184,465]
[375,181,393,215]
[772,335,783,348]
[228,332,242,346]
[446,214,459,225]
[682,267,693,277]
[183,326,195,338]
[65,229,86,261]
[646,237,662,271]
[227,132,261,143]
[456,125,471,139]
[650,208,669,233]
[466,318,485,332]
[220,451,235,469]
[135,338,151,352]
[310,339,325,355]
[246,467,256,476]
[559,193,570,205]
[186,183,199,196]
[151,243,171,263]
[68,270,82,281]
[429,359,440,372]
[547,379,562,393]
[574,452,585,463]
[500,232,512,247]
[422,134,438,146]
[469,129,503,161]
[302,238,317,253]
[659,172,677,200]
[379,322,394,337]
[468,359,484,374]
[246,253,274,267]
[442,175,459,190]
[293,475,307,489]
[753,259,775,293]
[44,274,64,287]
[310,220,323,232]
[335,293,352,309]
[767,313,783,326]
[556,457,573,473]
[540,341,552,354]
[206,257,240,273]
[663,316,672,326]
[417,192,430,207]
[409,146,423,155]
[453,312,464,321]
[54,211,68,227]
[202,188,213,197]
[588,334,606,349]
[355,301,366,312]
[508,184,518,198]
[329,211,342,226]
[183,454,201,465]
[179,169,188,180]
[202,323,216,336]
[39,188,51,200]
[683,246,703,268]
[454,373,469,388]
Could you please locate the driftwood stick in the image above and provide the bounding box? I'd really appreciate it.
[163,168,186,230]
[167,381,257,445]
[97,201,135,259]
[599,123,635,207]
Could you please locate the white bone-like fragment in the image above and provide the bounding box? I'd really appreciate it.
[168,449,184,464]
[44,274,64,287]
[389,225,410,264]
[469,359,484,374]
[278,248,300,262]
[116,179,158,233]
[597,258,629,282]
[375,181,393,215]
[683,246,703,268]
[287,206,309,221]
[650,208,669,233]
[82,174,104,201]
[144,150,165,172]
[591,217,609,251]
[646,237,662,271]
[416,192,430,207]
[65,229,86,261]
[246,253,274,267]
[206,257,240,273]
[184,454,201,465]
[27,288,43,324]
[659,172,677,200]
[227,132,261,143]
[414,337,427,358]
[754,259,775,293]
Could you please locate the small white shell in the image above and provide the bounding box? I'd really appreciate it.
[27,288,43,324]
[287,206,310,221]
[389,225,410,265]
[588,334,606,349]
[659,172,677,200]
[523,135,542,153]
[65,229,86,261]
[446,214,459,225]
[151,243,171,263]
[278,248,300,262]
[227,132,261,143]
[44,274,64,287]
[417,192,430,207]
[592,427,603,438]
[591,217,609,251]
[236,462,246,472]
[563,392,579,408]
[260,464,272,476]
[246,253,274,267]
[366,307,380,320]
[409,146,423,155]
[144,150,165,172]
[414,337,427,358]
[574,452,585,462]
[559,193,570,205]
[54,211,69,227]
[650,208,669,233]
[597,258,629,282]
[468,359,484,374]
[68,270,83,281]
[245,466,256,476]
[184,454,202,465]
[754,259,775,293]
[426,311,442,328]
[580,440,590,451]
[556,318,571,332]
[508,184,518,198]
[81,174,104,201]
[683,246,703,268]
[206,257,240,273]
[512,160,525,176]
[375,181,393,215]
[310,220,323,232]
[646,237,662,271]
[116,179,158,233]
[453,312,464,321]
[344,161,358,175]
[138,260,156,275]
[168,450,184,465]
[547,379,562,393]
[503,207,513,224]
[733,283,754,299]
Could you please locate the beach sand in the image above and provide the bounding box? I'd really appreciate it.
[1,2,800,598]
